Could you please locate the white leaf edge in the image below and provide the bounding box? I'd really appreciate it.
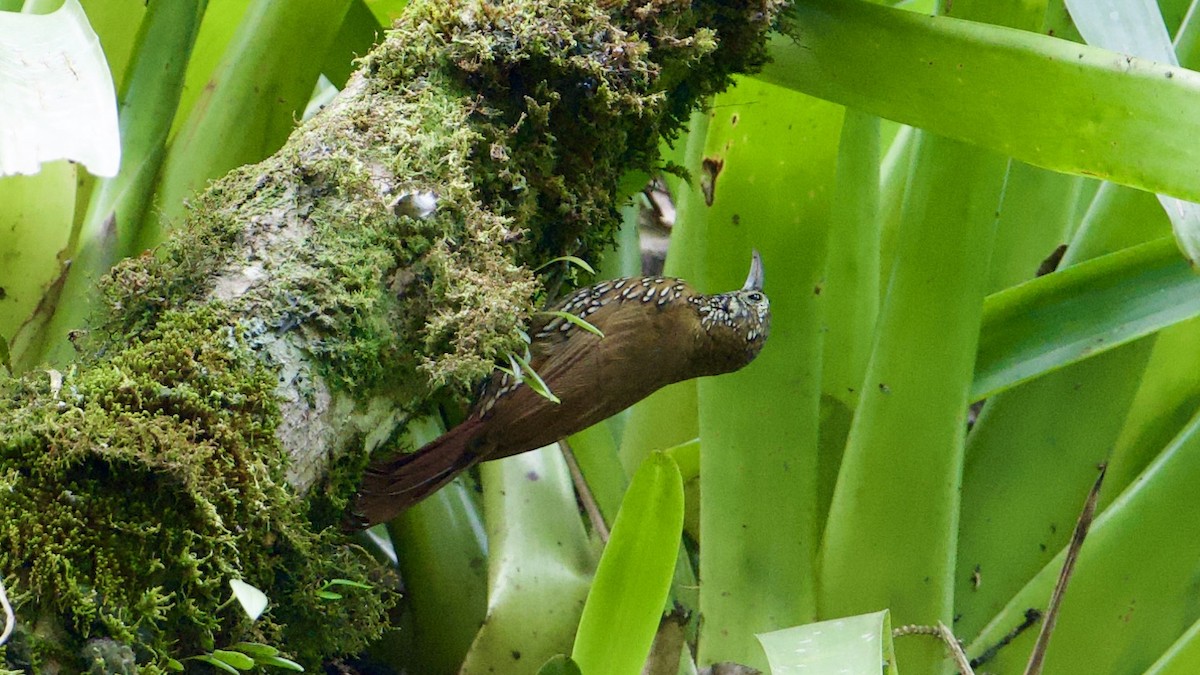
[0,0,120,177]
[229,578,269,622]
[1065,0,1200,267]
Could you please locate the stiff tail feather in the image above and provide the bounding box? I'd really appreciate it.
[343,418,486,531]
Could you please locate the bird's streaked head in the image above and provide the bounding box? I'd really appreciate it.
[694,250,771,372]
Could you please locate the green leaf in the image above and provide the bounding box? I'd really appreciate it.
[535,256,596,275]
[966,407,1200,671]
[762,0,1200,203]
[0,335,10,375]
[572,453,683,675]
[1145,618,1200,674]
[1063,0,1200,269]
[211,650,255,670]
[316,591,343,600]
[190,655,241,674]
[256,655,305,671]
[514,352,560,404]
[955,186,1166,641]
[36,0,208,368]
[229,579,268,621]
[536,654,583,675]
[820,132,1005,672]
[389,467,489,674]
[144,0,352,248]
[165,657,184,671]
[0,162,77,370]
[974,237,1200,401]
[461,447,593,671]
[231,642,279,658]
[539,310,605,338]
[756,610,898,675]
[322,578,372,590]
[692,77,840,669]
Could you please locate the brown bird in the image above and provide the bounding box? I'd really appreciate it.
[345,251,771,530]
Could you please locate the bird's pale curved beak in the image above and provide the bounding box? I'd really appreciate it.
[742,249,764,291]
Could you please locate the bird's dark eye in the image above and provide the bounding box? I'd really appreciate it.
[746,291,764,303]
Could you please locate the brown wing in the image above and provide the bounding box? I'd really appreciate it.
[479,277,702,458]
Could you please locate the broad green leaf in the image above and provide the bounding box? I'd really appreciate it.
[362,0,410,26]
[78,0,148,86]
[461,446,594,674]
[322,0,383,88]
[211,650,255,670]
[1,162,77,370]
[536,654,583,675]
[956,180,1168,640]
[1145,619,1200,675]
[566,421,629,526]
[143,0,352,248]
[973,237,1200,401]
[762,0,1200,203]
[757,610,897,675]
[694,77,840,668]
[967,405,1200,672]
[572,453,683,675]
[818,108,880,527]
[0,0,119,177]
[820,131,1004,673]
[985,162,1084,295]
[1103,316,1200,509]
[391,417,488,675]
[1065,0,1200,268]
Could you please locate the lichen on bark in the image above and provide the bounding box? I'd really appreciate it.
[0,0,785,669]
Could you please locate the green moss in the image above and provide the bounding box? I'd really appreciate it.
[365,0,783,268]
[0,308,393,671]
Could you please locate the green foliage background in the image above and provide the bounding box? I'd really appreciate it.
[5,0,1200,673]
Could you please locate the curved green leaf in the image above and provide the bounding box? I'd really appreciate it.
[974,237,1200,401]
[572,453,683,675]
[763,0,1200,202]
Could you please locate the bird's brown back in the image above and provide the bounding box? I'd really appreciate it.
[473,276,706,458]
